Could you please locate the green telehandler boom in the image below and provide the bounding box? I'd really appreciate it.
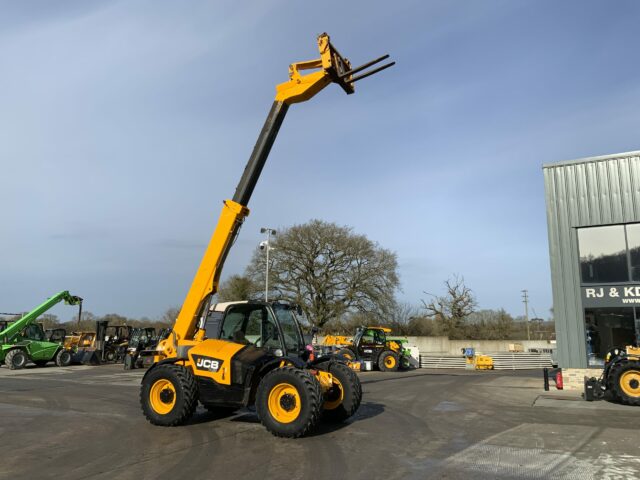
[0,291,82,370]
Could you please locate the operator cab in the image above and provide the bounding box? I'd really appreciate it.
[205,301,307,357]
[21,323,47,341]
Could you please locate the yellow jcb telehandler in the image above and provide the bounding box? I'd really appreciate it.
[585,345,640,405]
[139,33,393,438]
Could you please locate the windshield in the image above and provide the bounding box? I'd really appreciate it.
[272,305,305,353]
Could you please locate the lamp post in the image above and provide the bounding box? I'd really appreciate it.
[522,289,530,341]
[260,227,276,301]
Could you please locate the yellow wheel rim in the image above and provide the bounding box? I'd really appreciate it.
[620,370,640,398]
[342,352,353,360]
[385,356,396,368]
[267,383,301,423]
[324,376,344,410]
[149,379,176,415]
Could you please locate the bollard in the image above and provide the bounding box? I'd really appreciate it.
[543,368,549,391]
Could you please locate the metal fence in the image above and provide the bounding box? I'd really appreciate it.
[420,352,554,370]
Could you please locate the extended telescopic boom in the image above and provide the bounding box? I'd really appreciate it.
[169,33,394,344]
[0,291,82,344]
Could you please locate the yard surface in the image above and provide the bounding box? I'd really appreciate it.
[1,365,639,480]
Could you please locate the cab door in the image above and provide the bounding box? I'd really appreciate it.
[219,304,283,353]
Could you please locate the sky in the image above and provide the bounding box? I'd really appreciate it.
[2,0,640,322]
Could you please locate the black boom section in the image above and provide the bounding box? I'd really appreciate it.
[232,101,289,206]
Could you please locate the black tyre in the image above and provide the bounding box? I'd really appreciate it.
[34,360,49,367]
[104,350,116,362]
[400,355,411,370]
[140,364,198,426]
[256,366,323,438]
[55,349,72,367]
[378,350,399,372]
[5,349,28,370]
[336,348,356,361]
[319,361,362,423]
[608,360,640,406]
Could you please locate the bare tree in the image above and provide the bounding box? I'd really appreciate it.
[160,307,180,325]
[217,274,259,302]
[387,301,420,335]
[467,309,514,340]
[422,275,477,339]
[246,219,400,328]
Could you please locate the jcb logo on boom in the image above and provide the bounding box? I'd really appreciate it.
[192,354,223,373]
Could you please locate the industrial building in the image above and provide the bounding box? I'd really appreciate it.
[544,150,640,378]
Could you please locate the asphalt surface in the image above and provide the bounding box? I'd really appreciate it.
[1,364,639,480]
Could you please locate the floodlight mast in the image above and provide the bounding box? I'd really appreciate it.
[165,33,394,351]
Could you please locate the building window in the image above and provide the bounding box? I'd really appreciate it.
[584,307,637,367]
[578,225,628,283]
[625,223,640,281]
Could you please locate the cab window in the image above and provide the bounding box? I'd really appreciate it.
[23,324,45,341]
[361,329,385,345]
[220,305,282,350]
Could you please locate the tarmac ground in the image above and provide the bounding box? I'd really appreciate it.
[1,364,639,480]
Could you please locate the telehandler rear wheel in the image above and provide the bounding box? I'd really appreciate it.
[609,360,640,406]
[256,366,323,438]
[55,349,72,367]
[400,355,411,370]
[319,361,362,422]
[141,364,198,426]
[5,349,28,370]
[378,350,399,372]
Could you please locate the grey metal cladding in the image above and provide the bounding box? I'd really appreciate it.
[543,150,640,368]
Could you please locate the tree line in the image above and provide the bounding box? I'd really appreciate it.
[2,219,555,340]
[217,220,555,340]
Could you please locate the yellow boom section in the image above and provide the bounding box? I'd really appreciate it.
[168,33,394,347]
[172,200,248,341]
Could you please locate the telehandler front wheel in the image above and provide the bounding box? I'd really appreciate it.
[256,366,323,438]
[609,360,640,406]
[140,364,198,426]
[378,351,399,372]
[5,349,28,370]
[319,361,362,423]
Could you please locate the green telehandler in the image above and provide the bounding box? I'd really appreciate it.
[0,291,83,369]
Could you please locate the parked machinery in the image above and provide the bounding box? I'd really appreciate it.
[329,326,412,372]
[0,291,82,369]
[461,347,494,370]
[139,33,393,438]
[45,328,67,343]
[103,325,132,362]
[71,321,131,364]
[585,345,640,406]
[123,327,158,370]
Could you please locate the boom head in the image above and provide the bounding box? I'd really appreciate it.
[275,32,395,104]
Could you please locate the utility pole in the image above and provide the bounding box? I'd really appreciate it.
[522,289,530,341]
[260,227,276,302]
